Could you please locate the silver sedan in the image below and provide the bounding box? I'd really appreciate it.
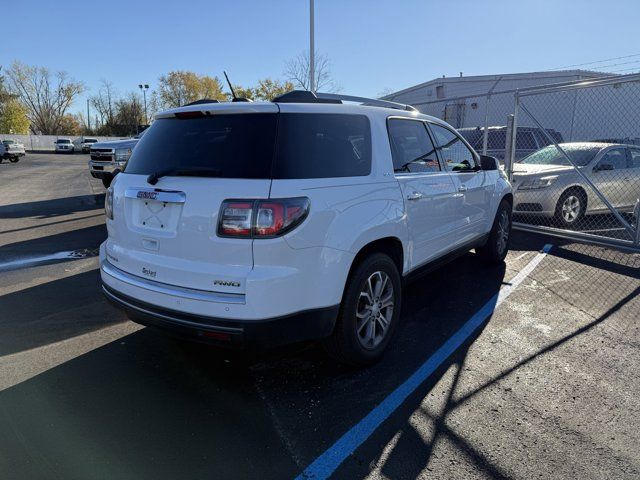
[512,142,640,227]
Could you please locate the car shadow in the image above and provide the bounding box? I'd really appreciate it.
[0,224,106,268]
[0,269,125,357]
[0,194,105,219]
[0,240,514,479]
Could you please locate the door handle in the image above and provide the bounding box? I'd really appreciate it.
[458,185,468,192]
[407,192,424,201]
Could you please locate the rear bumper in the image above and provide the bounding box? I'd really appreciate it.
[102,282,338,348]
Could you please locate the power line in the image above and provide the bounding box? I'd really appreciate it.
[588,59,640,71]
[550,53,640,71]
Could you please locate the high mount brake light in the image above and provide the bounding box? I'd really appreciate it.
[218,198,310,238]
[174,111,205,119]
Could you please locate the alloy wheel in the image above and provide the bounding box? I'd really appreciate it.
[496,209,510,255]
[562,195,581,223]
[356,271,394,350]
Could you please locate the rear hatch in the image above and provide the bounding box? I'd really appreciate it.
[106,104,279,294]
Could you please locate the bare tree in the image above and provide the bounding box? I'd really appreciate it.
[6,61,85,134]
[90,80,118,131]
[284,51,338,92]
[377,87,395,99]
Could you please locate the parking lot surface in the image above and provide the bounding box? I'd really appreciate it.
[1,154,639,479]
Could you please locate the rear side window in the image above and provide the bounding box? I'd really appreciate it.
[125,114,278,178]
[273,114,371,178]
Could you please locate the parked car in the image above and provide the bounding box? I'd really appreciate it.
[80,137,99,153]
[1,139,26,163]
[99,91,513,366]
[458,126,563,163]
[54,138,74,153]
[89,135,142,187]
[512,142,640,227]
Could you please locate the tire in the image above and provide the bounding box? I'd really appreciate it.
[555,188,586,227]
[9,157,19,163]
[101,176,112,188]
[323,253,402,366]
[476,198,512,264]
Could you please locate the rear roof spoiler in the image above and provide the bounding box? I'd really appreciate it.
[272,90,417,112]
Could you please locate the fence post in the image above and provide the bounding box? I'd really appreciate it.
[505,92,518,184]
[634,199,640,247]
[482,96,491,155]
[481,77,502,155]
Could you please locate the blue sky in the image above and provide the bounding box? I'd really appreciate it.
[3,0,639,115]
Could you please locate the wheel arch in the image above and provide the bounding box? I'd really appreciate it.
[348,237,404,281]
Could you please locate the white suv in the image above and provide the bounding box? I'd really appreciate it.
[100,92,512,365]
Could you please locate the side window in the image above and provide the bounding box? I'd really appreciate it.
[388,119,440,173]
[516,131,537,150]
[597,148,628,171]
[429,123,478,172]
[629,148,640,168]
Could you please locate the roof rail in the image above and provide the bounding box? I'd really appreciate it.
[316,92,418,112]
[272,90,417,112]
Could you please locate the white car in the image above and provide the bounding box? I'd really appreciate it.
[54,138,74,153]
[100,92,512,365]
[1,140,26,163]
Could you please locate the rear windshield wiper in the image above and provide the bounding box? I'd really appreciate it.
[147,167,222,185]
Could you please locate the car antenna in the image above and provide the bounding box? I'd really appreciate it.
[223,71,252,102]
[224,71,237,100]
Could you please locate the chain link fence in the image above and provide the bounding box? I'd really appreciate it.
[413,73,640,251]
[511,74,640,250]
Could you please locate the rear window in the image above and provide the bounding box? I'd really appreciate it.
[125,114,278,179]
[125,113,371,179]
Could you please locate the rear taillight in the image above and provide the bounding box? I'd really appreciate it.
[219,202,253,237]
[218,197,309,238]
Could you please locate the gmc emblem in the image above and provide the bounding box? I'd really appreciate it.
[137,191,159,200]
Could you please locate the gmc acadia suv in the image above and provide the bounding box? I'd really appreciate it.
[100,91,513,365]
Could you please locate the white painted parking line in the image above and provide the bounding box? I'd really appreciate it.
[295,244,553,480]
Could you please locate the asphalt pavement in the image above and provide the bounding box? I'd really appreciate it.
[0,153,638,479]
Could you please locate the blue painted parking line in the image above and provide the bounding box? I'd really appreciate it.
[296,244,553,480]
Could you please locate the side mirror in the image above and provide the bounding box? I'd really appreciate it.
[479,154,498,171]
[101,169,121,187]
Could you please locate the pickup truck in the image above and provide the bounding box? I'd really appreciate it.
[89,136,140,187]
[80,137,99,153]
[1,140,27,163]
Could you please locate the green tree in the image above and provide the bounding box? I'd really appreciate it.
[252,78,294,101]
[156,71,226,109]
[0,98,30,134]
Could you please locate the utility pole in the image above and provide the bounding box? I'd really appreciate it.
[309,0,315,93]
[138,84,149,126]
